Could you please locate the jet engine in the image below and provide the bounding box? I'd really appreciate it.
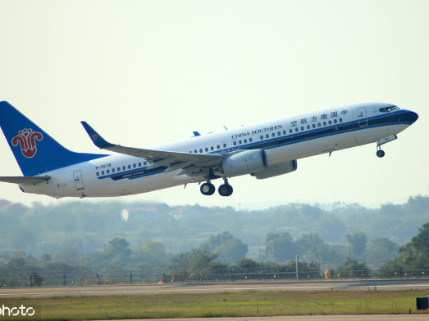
[251,160,297,179]
[221,149,268,177]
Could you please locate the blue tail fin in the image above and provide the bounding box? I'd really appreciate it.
[0,101,107,176]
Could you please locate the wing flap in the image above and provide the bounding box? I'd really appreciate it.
[0,176,50,185]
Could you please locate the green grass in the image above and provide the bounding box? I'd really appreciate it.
[1,289,429,320]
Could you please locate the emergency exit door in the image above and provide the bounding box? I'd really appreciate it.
[73,170,85,190]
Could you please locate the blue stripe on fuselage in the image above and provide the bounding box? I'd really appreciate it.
[97,110,413,181]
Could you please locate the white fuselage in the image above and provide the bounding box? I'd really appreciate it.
[21,102,416,198]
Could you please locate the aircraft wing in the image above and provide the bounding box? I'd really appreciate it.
[0,176,50,185]
[81,122,224,169]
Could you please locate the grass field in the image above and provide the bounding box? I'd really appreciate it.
[1,289,429,320]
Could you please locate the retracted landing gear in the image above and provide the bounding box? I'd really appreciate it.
[376,149,385,158]
[218,178,233,197]
[200,182,215,196]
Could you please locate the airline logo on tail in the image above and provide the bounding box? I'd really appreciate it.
[12,128,43,158]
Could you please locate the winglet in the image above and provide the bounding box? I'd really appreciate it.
[81,121,115,149]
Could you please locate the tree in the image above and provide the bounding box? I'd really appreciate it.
[335,258,370,278]
[200,232,248,263]
[265,232,295,263]
[295,233,339,263]
[346,231,367,257]
[364,238,399,264]
[52,244,80,265]
[133,239,168,265]
[105,238,132,266]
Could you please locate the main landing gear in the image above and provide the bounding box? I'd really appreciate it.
[200,178,233,197]
[200,182,215,195]
[218,179,233,197]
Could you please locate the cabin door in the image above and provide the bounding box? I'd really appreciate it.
[357,107,368,127]
[73,170,85,190]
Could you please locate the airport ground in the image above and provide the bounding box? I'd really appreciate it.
[0,279,429,320]
[1,278,429,297]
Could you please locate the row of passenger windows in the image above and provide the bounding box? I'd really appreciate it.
[189,143,228,154]
[268,118,344,138]
[188,118,343,154]
[96,161,152,177]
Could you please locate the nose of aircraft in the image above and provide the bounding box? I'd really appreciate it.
[407,111,419,123]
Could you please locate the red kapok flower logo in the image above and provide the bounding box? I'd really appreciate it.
[12,128,43,158]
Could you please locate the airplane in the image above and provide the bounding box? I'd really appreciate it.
[0,101,418,198]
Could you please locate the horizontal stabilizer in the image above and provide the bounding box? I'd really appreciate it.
[0,176,50,185]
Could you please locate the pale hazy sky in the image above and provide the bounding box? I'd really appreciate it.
[1,1,428,209]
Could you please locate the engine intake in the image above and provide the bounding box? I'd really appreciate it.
[221,149,268,177]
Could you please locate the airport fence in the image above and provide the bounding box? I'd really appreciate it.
[1,265,429,287]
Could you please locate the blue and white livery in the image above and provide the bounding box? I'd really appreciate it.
[0,101,418,198]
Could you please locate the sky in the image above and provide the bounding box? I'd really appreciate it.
[0,0,429,210]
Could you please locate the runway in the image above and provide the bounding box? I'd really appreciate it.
[1,279,428,297]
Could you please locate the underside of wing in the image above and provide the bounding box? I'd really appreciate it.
[81,122,224,173]
[0,176,51,185]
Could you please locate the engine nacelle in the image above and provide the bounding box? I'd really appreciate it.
[221,149,268,177]
[251,160,297,179]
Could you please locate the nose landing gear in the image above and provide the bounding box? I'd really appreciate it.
[376,149,385,158]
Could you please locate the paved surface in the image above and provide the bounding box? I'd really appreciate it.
[98,316,429,321]
[0,279,428,297]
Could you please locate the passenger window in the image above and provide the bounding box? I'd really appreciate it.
[323,122,326,126]
[295,128,299,132]
[339,118,342,122]
[239,140,242,144]
[107,170,110,174]
[233,141,237,146]
[223,143,227,148]
[138,162,141,167]
[128,165,131,169]
[289,129,292,134]
[211,146,214,151]
[260,135,263,140]
[328,120,332,125]
[312,124,315,128]
[189,151,192,153]
[117,167,120,171]
[217,145,220,149]
[301,126,304,130]
[144,162,147,165]
[112,168,115,173]
[133,164,136,168]
[101,171,104,175]
[205,147,208,152]
[96,172,99,176]
[283,130,286,135]
[318,123,321,127]
[123,166,126,170]
[249,138,252,142]
[307,125,310,129]
[199,149,203,153]
[277,132,281,136]
[334,119,337,124]
[194,150,197,153]
[244,139,247,143]
[271,133,275,137]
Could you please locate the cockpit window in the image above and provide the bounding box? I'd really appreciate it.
[379,106,399,113]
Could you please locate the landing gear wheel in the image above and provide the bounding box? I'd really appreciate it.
[376,150,385,158]
[218,184,233,197]
[200,183,215,196]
